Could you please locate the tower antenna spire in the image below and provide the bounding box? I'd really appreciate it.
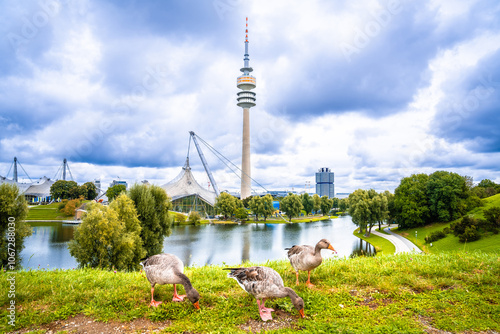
[236,17,256,199]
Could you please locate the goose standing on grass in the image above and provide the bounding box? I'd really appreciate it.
[141,253,200,309]
[286,239,337,287]
[224,266,305,322]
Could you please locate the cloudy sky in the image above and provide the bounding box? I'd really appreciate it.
[1,0,499,195]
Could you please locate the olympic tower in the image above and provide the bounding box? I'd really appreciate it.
[236,17,256,199]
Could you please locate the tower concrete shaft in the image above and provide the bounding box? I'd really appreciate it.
[236,17,256,199]
[241,108,251,199]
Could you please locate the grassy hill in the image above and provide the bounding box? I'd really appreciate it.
[25,202,72,221]
[394,193,500,254]
[1,252,499,333]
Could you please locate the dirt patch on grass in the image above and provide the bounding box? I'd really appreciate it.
[238,310,302,333]
[9,314,171,334]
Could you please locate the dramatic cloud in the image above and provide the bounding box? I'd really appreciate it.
[1,0,499,194]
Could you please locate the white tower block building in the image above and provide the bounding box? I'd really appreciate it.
[236,17,256,199]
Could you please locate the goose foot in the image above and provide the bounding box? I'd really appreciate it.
[259,309,273,322]
[172,284,186,302]
[257,299,274,321]
[150,300,163,307]
[172,294,186,302]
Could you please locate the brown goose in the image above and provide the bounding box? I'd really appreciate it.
[224,266,305,321]
[141,253,200,309]
[285,239,336,286]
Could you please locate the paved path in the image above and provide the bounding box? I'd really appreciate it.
[370,226,422,254]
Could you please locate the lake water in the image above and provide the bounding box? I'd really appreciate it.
[21,215,375,269]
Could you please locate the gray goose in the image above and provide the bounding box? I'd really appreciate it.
[224,266,305,321]
[141,253,200,309]
[286,239,336,286]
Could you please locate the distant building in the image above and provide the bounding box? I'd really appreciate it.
[316,167,334,198]
[110,180,127,189]
[93,179,101,192]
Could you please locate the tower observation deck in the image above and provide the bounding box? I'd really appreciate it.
[237,17,256,199]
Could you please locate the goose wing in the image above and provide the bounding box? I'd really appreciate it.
[225,266,284,299]
[286,244,314,258]
[141,254,184,285]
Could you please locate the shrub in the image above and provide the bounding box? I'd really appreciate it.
[451,215,478,236]
[60,197,84,216]
[459,225,481,243]
[424,230,447,244]
[235,207,248,220]
[57,199,68,211]
[188,211,201,225]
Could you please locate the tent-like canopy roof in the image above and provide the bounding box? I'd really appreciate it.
[161,161,216,207]
[24,176,54,198]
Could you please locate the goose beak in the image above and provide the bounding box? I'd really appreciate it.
[193,301,200,309]
[299,308,305,318]
[328,245,337,253]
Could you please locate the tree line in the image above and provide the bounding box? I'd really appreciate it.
[214,192,339,222]
[347,171,499,237]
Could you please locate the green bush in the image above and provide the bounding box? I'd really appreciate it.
[188,211,201,225]
[424,230,447,243]
[459,225,481,243]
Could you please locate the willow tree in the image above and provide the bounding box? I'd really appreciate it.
[68,194,145,270]
[128,184,173,257]
[0,183,32,269]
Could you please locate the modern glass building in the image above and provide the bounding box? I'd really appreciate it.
[316,167,335,198]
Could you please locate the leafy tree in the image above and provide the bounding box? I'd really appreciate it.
[372,192,389,231]
[338,198,349,213]
[241,196,252,209]
[348,189,371,235]
[0,184,32,269]
[477,179,498,189]
[106,184,127,202]
[215,192,239,219]
[82,182,98,200]
[188,211,201,225]
[250,194,275,221]
[109,194,146,269]
[248,196,261,220]
[128,184,173,257]
[312,194,321,214]
[394,173,430,229]
[68,194,146,270]
[235,207,248,220]
[331,197,340,211]
[69,184,87,200]
[383,191,396,225]
[301,193,314,215]
[280,193,303,222]
[50,180,78,200]
[427,171,468,222]
[259,194,275,221]
[320,196,333,216]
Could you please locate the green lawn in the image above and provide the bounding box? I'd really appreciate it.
[26,202,71,221]
[393,193,500,254]
[353,229,396,256]
[2,252,499,333]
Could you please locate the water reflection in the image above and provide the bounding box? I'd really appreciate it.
[21,216,375,269]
